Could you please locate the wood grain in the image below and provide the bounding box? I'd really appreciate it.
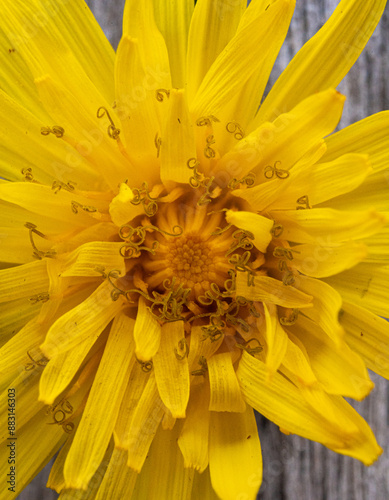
[16,1,389,499]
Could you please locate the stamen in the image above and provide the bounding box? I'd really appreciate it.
[264,161,290,179]
[154,132,162,157]
[155,89,170,101]
[24,222,56,260]
[271,222,284,238]
[41,126,65,138]
[204,134,216,159]
[71,201,98,214]
[226,121,244,140]
[296,195,311,210]
[46,399,73,426]
[174,338,189,360]
[21,167,36,182]
[97,106,121,140]
[191,355,208,376]
[52,180,76,194]
[279,308,299,326]
[228,172,256,189]
[29,292,50,304]
[107,270,127,301]
[135,355,153,372]
[196,116,220,127]
[130,182,161,216]
[24,350,48,371]
[236,338,263,356]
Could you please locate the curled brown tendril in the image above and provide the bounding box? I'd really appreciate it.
[52,180,76,194]
[21,167,36,182]
[97,106,121,140]
[29,292,50,304]
[174,338,189,360]
[236,338,263,356]
[226,230,254,256]
[94,266,107,278]
[46,399,74,428]
[196,115,220,127]
[198,176,216,205]
[270,222,284,238]
[24,222,56,260]
[228,172,256,189]
[71,201,98,215]
[135,355,153,372]
[279,308,299,326]
[119,224,182,258]
[226,121,244,140]
[228,252,255,286]
[296,195,311,210]
[273,246,295,261]
[154,132,162,157]
[24,350,48,371]
[204,134,216,159]
[130,182,161,216]
[278,260,295,286]
[191,356,208,376]
[155,89,170,101]
[106,270,127,301]
[41,126,64,138]
[264,161,290,179]
[187,158,203,188]
[149,280,190,322]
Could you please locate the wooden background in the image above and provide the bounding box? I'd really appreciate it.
[17,1,389,499]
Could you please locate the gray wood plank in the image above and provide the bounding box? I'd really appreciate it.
[16,1,389,499]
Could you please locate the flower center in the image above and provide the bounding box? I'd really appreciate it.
[167,234,211,286]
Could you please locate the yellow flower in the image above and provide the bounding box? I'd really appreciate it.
[0,0,388,498]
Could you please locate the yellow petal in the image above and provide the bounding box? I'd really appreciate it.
[237,351,382,464]
[236,272,313,309]
[209,406,262,500]
[160,89,196,187]
[34,75,132,190]
[115,35,163,172]
[0,259,48,303]
[253,0,386,124]
[109,183,145,227]
[0,0,115,104]
[324,263,389,318]
[125,371,164,472]
[296,274,344,345]
[191,468,220,500]
[152,0,193,88]
[95,448,138,499]
[273,207,386,244]
[0,406,66,497]
[219,88,345,179]
[0,297,40,346]
[190,0,295,117]
[341,301,389,379]
[133,297,162,361]
[208,351,246,412]
[291,241,367,278]
[178,381,210,472]
[281,333,317,386]
[0,320,47,391]
[40,281,124,358]
[225,210,273,252]
[64,312,135,489]
[187,0,246,102]
[62,241,125,277]
[0,89,100,187]
[39,331,104,405]
[262,303,288,377]
[290,314,373,399]
[47,434,74,493]
[123,0,171,88]
[153,321,190,418]
[131,423,195,500]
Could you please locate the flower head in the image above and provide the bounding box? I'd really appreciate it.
[0,0,388,499]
